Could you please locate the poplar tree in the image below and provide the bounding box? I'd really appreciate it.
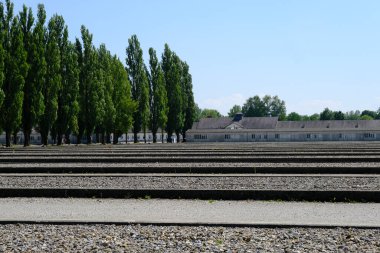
[148,47,167,143]
[20,4,45,146]
[181,61,195,141]
[39,15,61,146]
[111,55,135,144]
[96,44,114,144]
[126,35,149,143]
[1,0,28,147]
[56,34,79,145]
[162,44,183,143]
[0,3,5,114]
[77,25,99,144]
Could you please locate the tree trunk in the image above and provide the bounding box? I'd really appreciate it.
[77,133,82,144]
[5,131,11,147]
[134,132,138,143]
[153,131,157,143]
[87,134,92,144]
[24,130,30,147]
[144,130,146,143]
[176,132,180,143]
[113,133,118,145]
[106,133,111,144]
[167,131,172,143]
[13,132,18,145]
[182,131,186,142]
[57,133,62,145]
[101,132,106,145]
[95,133,100,144]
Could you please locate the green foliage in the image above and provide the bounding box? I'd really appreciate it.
[286,112,302,121]
[126,35,150,143]
[333,111,345,120]
[345,110,361,120]
[361,110,377,119]
[162,44,183,142]
[319,108,334,120]
[194,103,202,122]
[21,3,46,146]
[111,55,135,142]
[77,25,100,144]
[228,105,242,117]
[148,47,168,143]
[200,108,222,118]
[181,61,195,141]
[360,115,373,120]
[242,95,286,119]
[1,1,29,146]
[39,15,62,145]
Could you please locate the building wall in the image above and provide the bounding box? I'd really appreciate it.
[187,130,380,142]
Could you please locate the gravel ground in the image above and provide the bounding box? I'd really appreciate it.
[2,162,380,168]
[0,224,379,252]
[0,175,379,191]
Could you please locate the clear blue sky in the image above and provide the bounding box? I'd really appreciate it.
[13,0,380,115]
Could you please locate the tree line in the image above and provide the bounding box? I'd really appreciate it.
[197,95,380,122]
[0,0,195,147]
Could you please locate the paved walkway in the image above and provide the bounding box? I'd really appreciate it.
[0,198,379,227]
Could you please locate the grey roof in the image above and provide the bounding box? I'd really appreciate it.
[276,120,380,130]
[193,117,278,129]
[192,117,380,130]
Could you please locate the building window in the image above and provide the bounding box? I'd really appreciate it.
[339,133,343,138]
[252,134,255,139]
[306,134,311,139]
[275,134,279,139]
[314,134,317,139]
[30,136,34,141]
[225,134,230,140]
[37,136,41,141]
[364,133,375,138]
[264,134,268,139]
[195,134,208,140]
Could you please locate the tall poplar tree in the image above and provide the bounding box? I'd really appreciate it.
[1,0,28,147]
[56,31,79,146]
[126,35,149,143]
[39,15,61,145]
[162,44,183,143]
[111,55,135,144]
[20,4,45,146]
[148,47,167,143]
[77,25,99,144]
[0,3,5,114]
[181,61,195,141]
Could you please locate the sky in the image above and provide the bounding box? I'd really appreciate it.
[12,0,380,116]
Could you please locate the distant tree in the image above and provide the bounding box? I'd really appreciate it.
[126,35,150,143]
[242,96,266,117]
[1,1,29,147]
[333,111,345,120]
[242,95,285,118]
[200,109,222,118]
[162,44,183,143]
[148,47,168,143]
[361,110,377,119]
[360,115,373,120]
[263,95,286,120]
[345,110,361,120]
[320,108,334,120]
[309,113,320,121]
[194,103,202,122]
[287,112,302,121]
[228,105,242,117]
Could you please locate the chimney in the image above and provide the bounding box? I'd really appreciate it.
[233,112,243,122]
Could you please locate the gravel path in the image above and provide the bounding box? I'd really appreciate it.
[0,175,379,191]
[2,162,380,168]
[0,224,378,252]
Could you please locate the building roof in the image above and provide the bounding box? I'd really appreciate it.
[191,116,380,131]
